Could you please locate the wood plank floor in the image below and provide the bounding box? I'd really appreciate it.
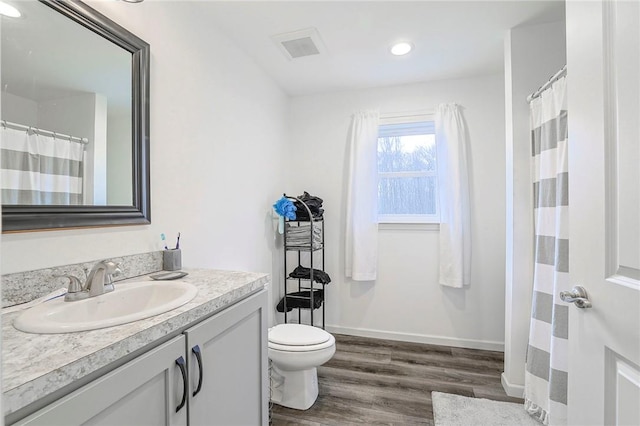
[271,334,523,425]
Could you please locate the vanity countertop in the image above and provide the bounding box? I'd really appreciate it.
[1,269,269,417]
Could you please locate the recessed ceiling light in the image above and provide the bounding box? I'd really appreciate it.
[120,0,144,3]
[0,1,21,18]
[390,42,413,56]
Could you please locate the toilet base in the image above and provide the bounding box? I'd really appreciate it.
[270,364,318,410]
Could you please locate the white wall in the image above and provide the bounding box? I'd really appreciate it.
[1,93,37,124]
[286,74,506,350]
[107,110,132,205]
[1,2,289,326]
[503,20,566,396]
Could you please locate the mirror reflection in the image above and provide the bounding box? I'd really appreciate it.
[1,0,133,206]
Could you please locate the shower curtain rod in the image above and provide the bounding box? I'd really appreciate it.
[527,65,567,103]
[1,120,89,145]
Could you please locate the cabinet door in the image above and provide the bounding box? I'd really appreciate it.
[185,289,268,426]
[14,336,188,426]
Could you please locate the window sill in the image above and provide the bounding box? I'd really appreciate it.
[378,222,440,231]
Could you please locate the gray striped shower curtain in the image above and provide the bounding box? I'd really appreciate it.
[524,76,569,425]
[1,127,84,205]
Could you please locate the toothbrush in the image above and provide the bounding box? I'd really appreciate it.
[175,232,181,250]
[161,233,168,250]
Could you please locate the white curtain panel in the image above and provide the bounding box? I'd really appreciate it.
[435,103,471,288]
[524,76,569,426]
[1,127,84,205]
[345,110,380,281]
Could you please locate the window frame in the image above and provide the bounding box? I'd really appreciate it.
[377,112,439,224]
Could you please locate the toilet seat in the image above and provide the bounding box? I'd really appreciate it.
[269,324,335,352]
[269,338,335,352]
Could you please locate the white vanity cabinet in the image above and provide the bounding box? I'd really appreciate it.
[11,289,268,426]
[14,335,189,426]
[185,287,269,425]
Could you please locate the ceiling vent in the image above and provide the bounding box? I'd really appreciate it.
[271,27,326,60]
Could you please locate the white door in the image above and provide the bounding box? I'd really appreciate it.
[566,1,640,425]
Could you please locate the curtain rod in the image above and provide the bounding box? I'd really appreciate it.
[527,65,567,103]
[1,120,89,145]
[380,109,434,119]
[380,110,435,125]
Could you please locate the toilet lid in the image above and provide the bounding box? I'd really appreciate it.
[269,324,331,346]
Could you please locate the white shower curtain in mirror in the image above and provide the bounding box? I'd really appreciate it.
[345,110,380,281]
[435,103,471,288]
[1,127,84,205]
[525,76,569,425]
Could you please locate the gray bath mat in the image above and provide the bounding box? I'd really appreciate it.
[432,392,540,426]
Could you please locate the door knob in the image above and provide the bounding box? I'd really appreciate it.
[560,286,592,309]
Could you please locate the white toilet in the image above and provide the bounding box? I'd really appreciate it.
[268,323,336,410]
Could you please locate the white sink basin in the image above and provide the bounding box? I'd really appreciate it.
[14,280,198,334]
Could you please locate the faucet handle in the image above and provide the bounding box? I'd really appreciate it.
[102,261,122,293]
[112,262,123,277]
[53,274,83,293]
[104,262,122,282]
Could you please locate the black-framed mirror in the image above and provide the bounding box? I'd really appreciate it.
[1,0,150,232]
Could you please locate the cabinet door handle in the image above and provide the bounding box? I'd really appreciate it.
[192,345,204,397]
[175,356,188,413]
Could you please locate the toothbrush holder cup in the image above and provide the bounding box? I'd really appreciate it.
[163,249,182,271]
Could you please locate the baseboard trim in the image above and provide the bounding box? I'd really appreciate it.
[324,325,504,352]
[501,373,525,398]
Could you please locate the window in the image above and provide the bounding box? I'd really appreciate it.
[377,116,439,223]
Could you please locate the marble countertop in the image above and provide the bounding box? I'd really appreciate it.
[2,269,269,417]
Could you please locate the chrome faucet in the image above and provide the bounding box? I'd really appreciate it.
[85,260,121,297]
[61,260,122,302]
